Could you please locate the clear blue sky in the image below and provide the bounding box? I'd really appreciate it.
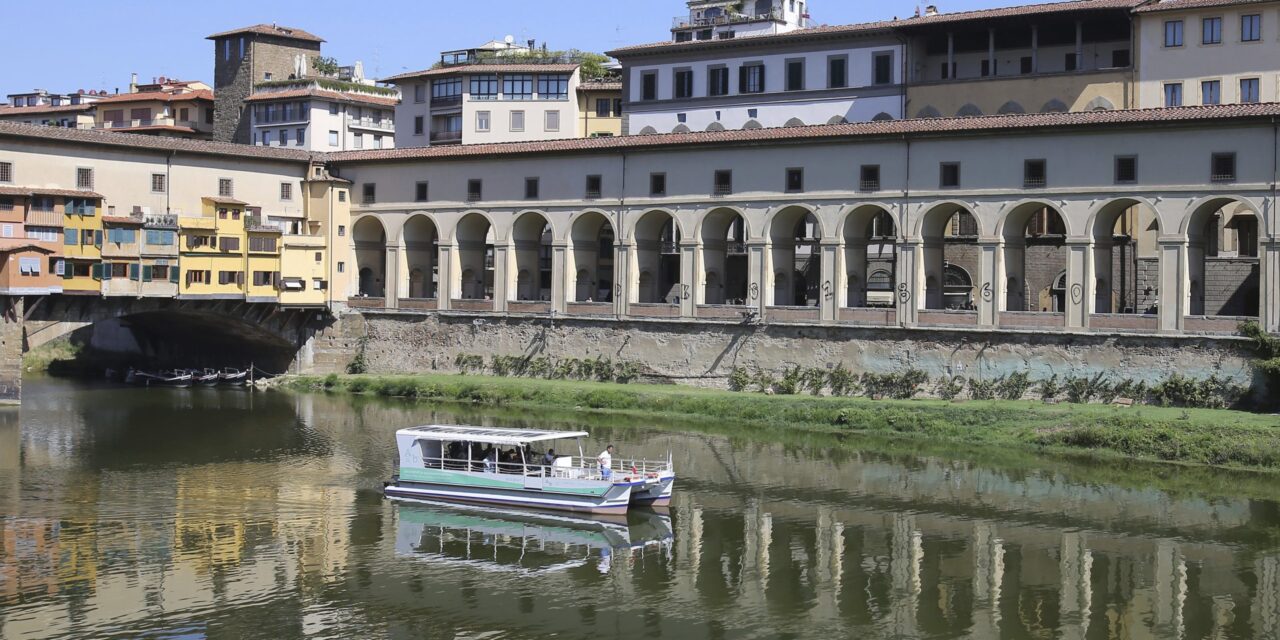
[5,0,1058,95]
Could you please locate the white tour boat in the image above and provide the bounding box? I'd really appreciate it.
[384,425,676,514]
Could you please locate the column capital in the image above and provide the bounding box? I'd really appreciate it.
[818,238,843,249]
[1157,234,1190,246]
[976,236,1005,247]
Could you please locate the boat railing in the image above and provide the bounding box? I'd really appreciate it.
[419,454,669,481]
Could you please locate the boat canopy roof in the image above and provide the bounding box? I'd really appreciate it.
[396,425,590,446]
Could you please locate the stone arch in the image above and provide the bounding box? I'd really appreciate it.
[872,112,894,121]
[743,119,763,130]
[632,210,682,304]
[1041,99,1068,113]
[842,203,898,308]
[638,126,658,135]
[768,205,823,306]
[706,122,726,132]
[784,117,805,127]
[915,106,942,119]
[510,211,553,301]
[403,213,439,299]
[1183,196,1262,317]
[455,212,494,301]
[672,124,691,134]
[917,202,980,310]
[699,207,750,305]
[569,210,616,303]
[997,101,1025,114]
[827,115,849,125]
[956,104,983,117]
[352,215,387,298]
[1087,197,1163,314]
[1085,97,1114,111]
[997,200,1069,312]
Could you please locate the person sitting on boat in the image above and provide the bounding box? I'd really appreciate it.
[542,449,556,467]
[597,445,614,480]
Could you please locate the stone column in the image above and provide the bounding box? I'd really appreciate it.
[748,240,767,319]
[0,296,22,404]
[819,240,840,323]
[946,33,955,79]
[1091,237,1114,314]
[1158,236,1189,333]
[613,239,631,317]
[679,241,697,318]
[977,238,1002,327]
[898,239,922,326]
[491,243,511,313]
[436,242,454,310]
[1261,238,1280,333]
[551,243,568,314]
[393,237,410,307]
[1031,25,1039,74]
[383,243,400,309]
[844,238,866,308]
[1065,238,1091,330]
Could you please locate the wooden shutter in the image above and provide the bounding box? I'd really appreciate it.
[142,265,152,282]
[128,263,139,281]
[91,263,103,280]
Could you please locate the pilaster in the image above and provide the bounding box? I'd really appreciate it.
[898,239,922,326]
[1158,236,1188,333]
[819,240,840,323]
[1065,238,1092,330]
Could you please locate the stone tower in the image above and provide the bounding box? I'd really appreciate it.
[207,24,324,144]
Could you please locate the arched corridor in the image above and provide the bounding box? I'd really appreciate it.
[633,210,682,305]
[511,212,552,302]
[999,203,1067,312]
[352,216,387,298]
[701,208,749,306]
[770,206,821,307]
[403,215,438,300]
[919,204,979,310]
[569,212,615,303]
[455,213,494,301]
[1090,199,1158,315]
[842,205,896,308]
[1186,199,1261,318]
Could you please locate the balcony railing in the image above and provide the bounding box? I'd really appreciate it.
[96,117,201,131]
[673,8,787,29]
[859,179,881,192]
[431,95,462,108]
[244,215,282,232]
[144,214,178,228]
[431,130,463,143]
[727,241,747,255]
[348,116,395,131]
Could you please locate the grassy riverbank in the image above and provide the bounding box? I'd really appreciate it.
[284,373,1280,471]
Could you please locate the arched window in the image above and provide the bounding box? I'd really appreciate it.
[943,264,973,309]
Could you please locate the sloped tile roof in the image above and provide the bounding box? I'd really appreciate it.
[578,81,622,92]
[328,102,1280,163]
[382,63,580,83]
[94,90,214,104]
[206,24,324,43]
[0,121,317,163]
[1134,0,1275,12]
[245,87,399,107]
[0,103,95,117]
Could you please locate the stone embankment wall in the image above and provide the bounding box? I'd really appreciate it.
[306,311,1262,392]
[0,297,22,403]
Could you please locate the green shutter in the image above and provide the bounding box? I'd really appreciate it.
[94,230,102,247]
[64,229,76,245]
[129,263,139,281]
[102,263,112,280]
[91,263,103,280]
[142,265,152,282]
[170,267,179,283]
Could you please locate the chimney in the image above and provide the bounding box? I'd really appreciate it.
[925,5,939,16]
[129,73,138,93]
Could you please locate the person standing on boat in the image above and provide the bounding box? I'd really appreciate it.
[597,445,614,480]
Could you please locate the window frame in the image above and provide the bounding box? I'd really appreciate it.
[1164,82,1183,107]
[467,179,483,202]
[525,177,540,200]
[785,167,804,193]
[1240,77,1261,103]
[1202,16,1223,45]
[1023,159,1047,189]
[1242,13,1262,42]
[827,55,848,89]
[1164,19,1184,47]
[415,181,429,203]
[585,175,603,200]
[1114,155,1138,184]
[859,165,881,192]
[939,162,961,189]
[640,71,659,101]
[785,58,805,92]
[1210,152,1237,183]
[713,169,733,196]
[650,172,667,197]
[708,66,730,97]
[673,68,694,99]
[151,173,167,194]
[510,110,525,132]
[280,182,293,201]
[872,51,894,86]
[739,62,765,94]
[0,161,11,183]
[1201,79,1222,105]
[361,182,376,205]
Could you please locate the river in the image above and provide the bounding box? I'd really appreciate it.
[1,378,1279,639]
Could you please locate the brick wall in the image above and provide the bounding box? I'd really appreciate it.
[1203,258,1260,317]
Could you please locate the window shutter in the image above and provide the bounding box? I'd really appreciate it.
[94,230,103,247]
[204,270,211,285]
[129,263,139,281]
[142,265,152,282]
[171,268,180,283]
[739,66,748,93]
[236,271,245,287]
[91,263,103,280]
[64,229,76,245]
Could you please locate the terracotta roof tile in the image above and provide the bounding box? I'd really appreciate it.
[94,90,214,104]
[610,0,1142,56]
[206,24,324,43]
[578,81,622,92]
[0,103,95,116]
[31,187,103,198]
[1134,0,1274,12]
[382,63,579,83]
[102,215,145,225]
[245,87,399,107]
[203,196,248,206]
[0,121,318,163]
[328,102,1280,163]
[0,186,31,197]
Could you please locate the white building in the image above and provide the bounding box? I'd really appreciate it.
[672,0,810,42]
[610,22,903,134]
[245,80,399,151]
[384,62,582,147]
[1135,0,1280,108]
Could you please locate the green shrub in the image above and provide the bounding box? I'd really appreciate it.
[347,378,370,393]
[968,377,998,401]
[728,367,751,392]
[322,373,339,389]
[862,369,928,400]
[751,368,776,394]
[997,372,1033,401]
[773,366,803,396]
[826,364,859,397]
[346,335,370,374]
[454,354,484,374]
[1152,373,1245,409]
[1065,373,1111,404]
[802,368,828,396]
[1038,374,1062,401]
[937,376,964,400]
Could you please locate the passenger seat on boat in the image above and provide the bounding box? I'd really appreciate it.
[551,456,573,478]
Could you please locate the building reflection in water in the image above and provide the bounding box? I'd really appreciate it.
[2,381,1280,638]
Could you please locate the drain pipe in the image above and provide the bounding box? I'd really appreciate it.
[617,150,627,320]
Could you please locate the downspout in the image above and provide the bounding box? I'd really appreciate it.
[900,133,911,327]
[166,150,174,213]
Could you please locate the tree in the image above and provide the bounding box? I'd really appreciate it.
[312,56,341,77]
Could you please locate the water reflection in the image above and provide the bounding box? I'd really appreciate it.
[0,378,1279,638]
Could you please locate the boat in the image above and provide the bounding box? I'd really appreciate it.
[394,501,673,575]
[384,425,675,514]
[193,369,221,386]
[219,368,249,386]
[133,370,193,387]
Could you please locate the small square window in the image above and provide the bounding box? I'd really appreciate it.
[585,175,602,199]
[218,178,233,197]
[1023,159,1046,188]
[338,225,346,237]
[940,162,961,188]
[1211,152,1236,183]
[415,182,429,202]
[0,161,11,183]
[151,173,166,193]
[713,170,732,196]
[467,179,483,202]
[76,167,93,190]
[650,173,667,197]
[860,165,880,192]
[337,261,345,273]
[1115,156,1137,184]
[337,190,346,203]
[525,177,540,200]
[785,168,804,193]
[362,183,376,204]
[280,182,293,201]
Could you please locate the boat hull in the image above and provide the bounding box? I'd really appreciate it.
[630,474,675,507]
[386,480,634,514]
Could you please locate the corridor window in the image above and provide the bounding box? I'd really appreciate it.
[362,183,376,204]
[467,179,482,202]
[740,63,764,94]
[415,181,429,202]
[713,170,732,196]
[859,165,880,192]
[785,59,804,91]
[1211,152,1236,183]
[1242,14,1262,42]
[503,74,533,100]
[1164,20,1183,47]
[650,173,667,196]
[1023,159,1047,188]
[1203,17,1222,44]
[280,182,292,201]
[585,175,602,199]
[674,69,694,99]
[1241,78,1260,103]
[641,71,658,101]
[1202,80,1221,105]
[525,177,539,200]
[872,52,894,85]
[940,162,960,188]
[471,74,498,100]
[828,56,847,88]
[785,168,804,193]
[708,67,729,96]
[1115,156,1137,184]
[1164,82,1183,107]
[218,178,233,197]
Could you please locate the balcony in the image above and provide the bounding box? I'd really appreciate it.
[430,95,462,109]
[673,8,787,29]
[430,130,462,144]
[347,116,394,132]
[144,214,178,228]
[244,215,283,233]
[96,117,202,131]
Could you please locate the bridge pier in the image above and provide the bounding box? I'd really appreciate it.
[0,296,22,404]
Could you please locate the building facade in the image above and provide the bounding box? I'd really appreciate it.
[245,80,398,151]
[672,0,811,42]
[577,81,624,137]
[208,24,324,144]
[92,86,215,139]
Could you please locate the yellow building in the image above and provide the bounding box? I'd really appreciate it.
[179,197,253,300]
[577,81,622,138]
[57,189,105,295]
[245,215,282,303]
